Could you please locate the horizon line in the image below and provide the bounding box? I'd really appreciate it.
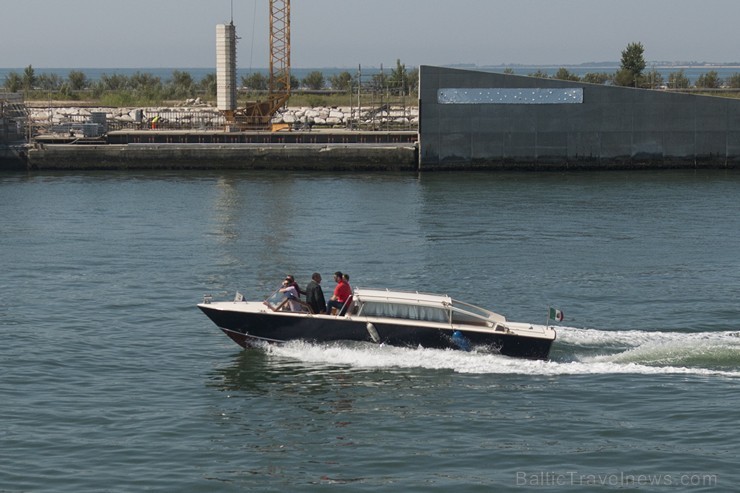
[3,61,740,71]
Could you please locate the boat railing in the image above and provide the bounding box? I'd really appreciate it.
[338,295,354,316]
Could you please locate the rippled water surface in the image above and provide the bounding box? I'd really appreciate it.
[2,170,739,492]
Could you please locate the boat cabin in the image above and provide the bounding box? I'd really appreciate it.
[350,288,507,327]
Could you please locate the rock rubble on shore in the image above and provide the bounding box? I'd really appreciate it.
[27,100,419,130]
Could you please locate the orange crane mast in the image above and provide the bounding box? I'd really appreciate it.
[233,0,291,129]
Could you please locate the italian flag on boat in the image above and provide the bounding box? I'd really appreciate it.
[549,307,564,322]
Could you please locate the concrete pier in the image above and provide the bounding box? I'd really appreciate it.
[26,142,418,170]
[19,129,418,171]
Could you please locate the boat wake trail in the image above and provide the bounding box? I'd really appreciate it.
[263,327,740,378]
[555,326,740,370]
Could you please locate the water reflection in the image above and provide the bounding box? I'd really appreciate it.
[207,348,362,417]
[206,173,307,296]
[204,172,428,296]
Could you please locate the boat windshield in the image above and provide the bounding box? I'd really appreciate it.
[450,300,502,325]
[359,301,449,323]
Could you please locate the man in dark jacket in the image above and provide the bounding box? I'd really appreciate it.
[305,272,326,314]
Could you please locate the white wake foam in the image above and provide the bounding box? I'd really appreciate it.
[554,325,740,349]
[263,328,740,378]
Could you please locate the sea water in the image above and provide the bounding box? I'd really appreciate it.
[2,66,739,85]
[1,169,739,492]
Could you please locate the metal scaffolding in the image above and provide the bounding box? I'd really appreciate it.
[346,65,417,131]
[0,93,28,143]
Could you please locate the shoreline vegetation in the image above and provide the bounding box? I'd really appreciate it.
[3,62,420,108]
[5,57,740,108]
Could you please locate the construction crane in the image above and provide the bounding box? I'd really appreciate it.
[232,0,291,129]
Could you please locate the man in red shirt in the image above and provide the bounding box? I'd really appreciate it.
[326,271,352,315]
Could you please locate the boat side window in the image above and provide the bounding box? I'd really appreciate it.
[360,302,449,323]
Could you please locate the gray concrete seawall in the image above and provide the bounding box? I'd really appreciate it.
[25,142,418,171]
[419,65,740,170]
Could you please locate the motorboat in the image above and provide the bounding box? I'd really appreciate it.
[198,288,557,360]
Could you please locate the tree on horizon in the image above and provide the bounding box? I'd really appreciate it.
[668,70,690,89]
[22,65,37,92]
[302,71,325,90]
[329,71,354,91]
[695,70,722,89]
[615,42,646,87]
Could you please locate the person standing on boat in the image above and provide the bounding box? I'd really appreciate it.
[327,271,352,315]
[305,272,326,314]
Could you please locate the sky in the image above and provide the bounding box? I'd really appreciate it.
[2,0,740,69]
